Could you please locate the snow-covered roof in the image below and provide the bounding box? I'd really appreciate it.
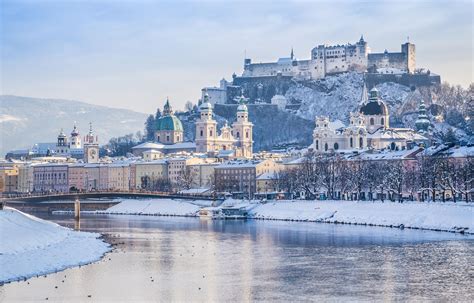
[132,142,165,150]
[216,159,264,169]
[132,141,196,150]
[277,57,292,64]
[257,172,277,180]
[284,157,305,165]
[143,149,162,154]
[347,147,422,161]
[163,142,196,150]
[445,146,474,158]
[134,159,168,165]
[216,150,234,158]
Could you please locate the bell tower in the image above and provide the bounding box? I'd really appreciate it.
[232,96,253,158]
[83,122,99,163]
[195,94,217,153]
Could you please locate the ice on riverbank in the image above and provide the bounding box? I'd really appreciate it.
[249,200,474,233]
[101,198,203,216]
[0,207,110,284]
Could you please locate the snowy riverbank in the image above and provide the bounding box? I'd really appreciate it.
[98,198,213,216]
[249,200,473,234]
[0,207,110,284]
[99,199,473,234]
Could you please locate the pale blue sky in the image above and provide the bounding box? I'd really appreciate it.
[1,0,472,113]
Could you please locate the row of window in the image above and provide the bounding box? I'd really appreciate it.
[315,137,364,151]
[35,173,67,180]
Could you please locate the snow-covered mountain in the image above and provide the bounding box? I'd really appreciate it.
[0,95,148,156]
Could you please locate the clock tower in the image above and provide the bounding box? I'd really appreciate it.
[83,122,99,163]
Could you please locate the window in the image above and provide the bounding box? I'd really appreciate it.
[350,137,353,148]
[381,118,385,125]
[316,140,319,150]
[210,130,213,136]
[237,132,240,138]
[246,132,249,138]
[166,135,170,142]
[359,137,363,148]
[324,143,328,151]
[370,118,374,125]
[200,130,203,137]
[334,143,339,150]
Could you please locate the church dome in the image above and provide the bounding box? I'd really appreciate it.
[237,103,248,112]
[71,125,79,137]
[359,88,388,115]
[237,94,248,112]
[58,129,67,138]
[200,94,212,111]
[200,102,212,111]
[156,115,183,132]
[155,98,183,132]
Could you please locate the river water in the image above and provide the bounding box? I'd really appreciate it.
[1,213,473,302]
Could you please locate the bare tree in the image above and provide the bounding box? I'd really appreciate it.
[176,167,196,191]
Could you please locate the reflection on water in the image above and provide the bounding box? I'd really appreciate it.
[1,214,472,302]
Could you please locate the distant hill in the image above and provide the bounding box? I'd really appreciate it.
[0,95,148,156]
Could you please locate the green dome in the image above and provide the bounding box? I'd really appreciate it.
[156,115,183,132]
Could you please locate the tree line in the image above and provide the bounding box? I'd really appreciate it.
[273,151,473,203]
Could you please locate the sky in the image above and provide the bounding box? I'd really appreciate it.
[1,0,472,114]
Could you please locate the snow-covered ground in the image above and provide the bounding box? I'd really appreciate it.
[100,198,473,234]
[249,200,473,233]
[99,198,209,216]
[0,207,110,284]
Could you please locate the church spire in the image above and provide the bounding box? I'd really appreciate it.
[415,100,430,133]
[291,47,294,60]
[163,97,173,115]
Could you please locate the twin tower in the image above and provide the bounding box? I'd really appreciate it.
[195,94,253,158]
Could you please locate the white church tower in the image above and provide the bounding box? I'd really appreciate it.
[232,96,253,158]
[70,123,82,149]
[195,94,218,153]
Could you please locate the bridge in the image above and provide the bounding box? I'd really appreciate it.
[1,191,217,213]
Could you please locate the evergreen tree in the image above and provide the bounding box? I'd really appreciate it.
[144,115,155,141]
[155,108,162,120]
[443,128,458,144]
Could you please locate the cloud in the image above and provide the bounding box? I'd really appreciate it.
[1,0,472,113]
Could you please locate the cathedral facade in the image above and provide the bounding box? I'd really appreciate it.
[312,88,427,152]
[195,95,253,158]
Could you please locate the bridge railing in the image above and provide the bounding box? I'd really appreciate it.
[1,190,217,202]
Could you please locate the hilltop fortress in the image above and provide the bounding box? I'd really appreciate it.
[243,36,415,79]
[202,36,439,106]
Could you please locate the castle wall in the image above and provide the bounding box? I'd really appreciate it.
[365,73,441,89]
[201,87,226,105]
[243,61,294,77]
[368,52,407,71]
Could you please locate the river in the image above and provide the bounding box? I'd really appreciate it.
[0,212,472,302]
